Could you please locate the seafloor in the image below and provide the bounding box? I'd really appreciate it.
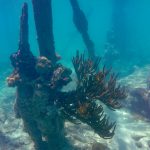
[1,64,150,150]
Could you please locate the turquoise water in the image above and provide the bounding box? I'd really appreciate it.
[1,0,150,150]
[1,0,150,65]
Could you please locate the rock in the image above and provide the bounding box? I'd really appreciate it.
[132,135,145,141]
[147,140,150,148]
[129,87,150,119]
[92,142,109,150]
[135,142,143,148]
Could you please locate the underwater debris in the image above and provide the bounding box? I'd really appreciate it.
[7,2,126,150]
[9,2,37,80]
[69,0,95,60]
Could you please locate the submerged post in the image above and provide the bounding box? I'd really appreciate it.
[69,0,96,60]
[112,0,128,55]
[10,3,36,79]
[32,0,57,63]
[104,0,129,66]
[19,2,29,52]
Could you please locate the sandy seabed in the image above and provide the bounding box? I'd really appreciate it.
[0,65,150,150]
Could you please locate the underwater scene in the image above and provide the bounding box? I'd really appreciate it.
[1,0,150,150]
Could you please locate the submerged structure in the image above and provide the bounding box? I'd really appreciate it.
[7,1,126,150]
[104,0,129,66]
[69,0,96,60]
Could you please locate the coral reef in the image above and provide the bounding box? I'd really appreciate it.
[7,1,126,150]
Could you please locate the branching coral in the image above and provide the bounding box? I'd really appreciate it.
[7,2,126,150]
[56,51,126,139]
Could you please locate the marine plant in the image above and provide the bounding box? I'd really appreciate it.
[7,1,126,150]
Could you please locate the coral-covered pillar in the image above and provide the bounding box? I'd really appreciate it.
[32,0,56,63]
[10,3,36,79]
[19,2,29,52]
[69,0,96,60]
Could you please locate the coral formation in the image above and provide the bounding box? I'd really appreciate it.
[92,142,109,150]
[7,1,126,150]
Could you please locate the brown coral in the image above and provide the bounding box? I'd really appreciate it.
[56,51,126,139]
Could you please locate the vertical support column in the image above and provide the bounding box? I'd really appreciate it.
[10,3,36,78]
[112,0,128,55]
[69,0,96,60]
[19,3,30,53]
[32,0,56,63]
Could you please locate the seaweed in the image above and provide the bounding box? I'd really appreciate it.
[32,0,57,63]
[9,3,37,80]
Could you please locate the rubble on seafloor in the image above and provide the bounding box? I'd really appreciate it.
[120,65,150,120]
[1,65,150,150]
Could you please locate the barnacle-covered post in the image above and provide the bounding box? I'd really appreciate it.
[69,0,96,60]
[9,2,37,78]
[7,1,126,150]
[57,51,126,139]
[32,0,57,63]
[7,3,46,150]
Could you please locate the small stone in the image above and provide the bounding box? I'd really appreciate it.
[132,135,145,141]
[92,142,109,150]
[147,140,150,148]
[135,142,143,148]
